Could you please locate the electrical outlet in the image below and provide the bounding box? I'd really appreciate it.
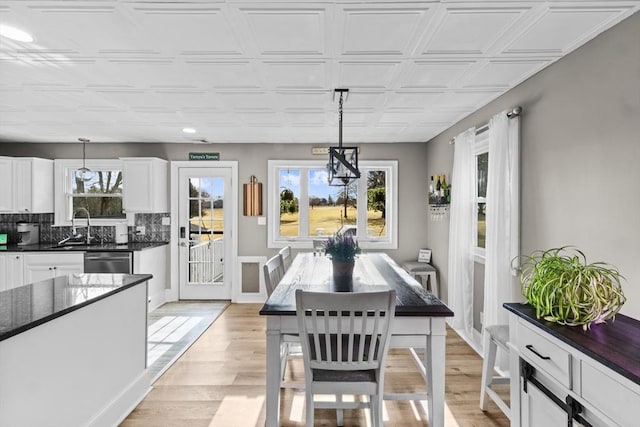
[161,216,171,225]
[480,311,484,326]
[136,225,146,235]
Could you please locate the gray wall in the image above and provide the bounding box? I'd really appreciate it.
[425,12,640,319]
[0,142,429,263]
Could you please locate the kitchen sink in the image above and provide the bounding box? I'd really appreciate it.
[48,243,102,250]
[48,244,88,250]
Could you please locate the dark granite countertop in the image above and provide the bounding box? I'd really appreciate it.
[504,302,640,386]
[0,241,168,252]
[0,273,152,342]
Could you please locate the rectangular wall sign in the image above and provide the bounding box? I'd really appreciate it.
[189,152,220,161]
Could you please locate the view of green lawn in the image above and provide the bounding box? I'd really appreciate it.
[190,208,224,240]
[280,205,386,237]
[187,205,387,239]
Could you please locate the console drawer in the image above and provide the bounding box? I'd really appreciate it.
[517,319,571,388]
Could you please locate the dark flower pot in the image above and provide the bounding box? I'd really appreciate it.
[332,259,354,291]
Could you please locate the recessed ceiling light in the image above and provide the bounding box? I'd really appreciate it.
[0,24,34,43]
[182,127,197,134]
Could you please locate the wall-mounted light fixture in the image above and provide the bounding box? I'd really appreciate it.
[328,88,360,186]
[243,175,262,216]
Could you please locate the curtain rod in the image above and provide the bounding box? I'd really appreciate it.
[448,106,521,144]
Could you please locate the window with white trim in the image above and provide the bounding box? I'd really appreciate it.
[54,159,125,226]
[268,160,397,249]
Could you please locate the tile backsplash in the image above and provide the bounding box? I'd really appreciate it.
[0,213,170,244]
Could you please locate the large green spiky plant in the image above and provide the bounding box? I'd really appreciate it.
[517,247,626,330]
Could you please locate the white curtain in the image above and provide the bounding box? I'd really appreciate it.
[483,111,520,329]
[447,128,476,337]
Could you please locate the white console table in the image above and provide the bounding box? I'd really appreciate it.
[505,303,640,427]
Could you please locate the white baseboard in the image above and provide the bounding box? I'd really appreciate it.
[148,289,166,311]
[446,321,483,356]
[88,372,151,427]
[447,323,510,377]
[165,288,178,303]
[234,294,267,304]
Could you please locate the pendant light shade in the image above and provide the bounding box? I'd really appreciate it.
[76,138,92,181]
[328,88,360,186]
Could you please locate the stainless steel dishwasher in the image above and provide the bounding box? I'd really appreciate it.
[84,251,133,274]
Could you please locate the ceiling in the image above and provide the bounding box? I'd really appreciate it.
[1,1,639,144]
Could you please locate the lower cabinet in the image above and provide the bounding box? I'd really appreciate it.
[23,253,84,284]
[520,379,568,427]
[0,253,24,291]
[134,245,168,310]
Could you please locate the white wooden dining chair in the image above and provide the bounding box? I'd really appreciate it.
[263,254,285,297]
[278,245,293,272]
[295,289,396,427]
[263,253,301,387]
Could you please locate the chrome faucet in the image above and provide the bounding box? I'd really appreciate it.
[72,207,91,244]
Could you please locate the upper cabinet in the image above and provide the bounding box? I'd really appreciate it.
[121,157,168,213]
[0,157,53,213]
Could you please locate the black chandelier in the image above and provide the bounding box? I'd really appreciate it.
[328,88,360,186]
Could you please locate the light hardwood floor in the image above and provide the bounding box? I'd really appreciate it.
[121,303,510,427]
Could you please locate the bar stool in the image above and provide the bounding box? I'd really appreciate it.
[402,261,439,298]
[480,324,510,420]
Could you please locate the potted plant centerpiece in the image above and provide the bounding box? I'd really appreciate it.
[324,233,360,287]
[517,246,626,330]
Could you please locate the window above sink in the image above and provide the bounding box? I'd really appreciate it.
[54,159,125,227]
[72,169,123,220]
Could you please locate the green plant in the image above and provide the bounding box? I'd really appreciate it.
[517,246,626,329]
[324,233,360,262]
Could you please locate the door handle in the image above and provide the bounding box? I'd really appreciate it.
[179,242,187,247]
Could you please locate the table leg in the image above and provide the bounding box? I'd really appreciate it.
[426,318,447,427]
[265,329,282,427]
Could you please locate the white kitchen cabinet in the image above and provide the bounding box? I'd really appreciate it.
[0,157,13,212]
[0,157,53,213]
[23,253,84,284]
[134,244,168,310]
[121,157,168,213]
[0,253,24,291]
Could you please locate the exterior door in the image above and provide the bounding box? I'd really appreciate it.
[178,167,232,299]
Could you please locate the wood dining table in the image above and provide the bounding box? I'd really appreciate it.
[259,252,454,427]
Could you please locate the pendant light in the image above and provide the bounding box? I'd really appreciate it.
[328,88,360,186]
[76,138,92,181]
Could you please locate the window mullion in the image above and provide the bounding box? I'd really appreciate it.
[299,168,309,238]
[356,170,367,239]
